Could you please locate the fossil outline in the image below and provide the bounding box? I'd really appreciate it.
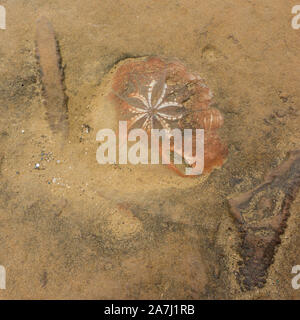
[114,76,186,132]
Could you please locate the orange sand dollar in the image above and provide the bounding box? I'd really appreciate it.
[110,56,227,176]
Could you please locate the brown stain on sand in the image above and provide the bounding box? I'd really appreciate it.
[36,17,69,138]
[229,150,300,290]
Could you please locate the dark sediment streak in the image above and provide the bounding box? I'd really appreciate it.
[229,150,300,290]
[36,17,68,138]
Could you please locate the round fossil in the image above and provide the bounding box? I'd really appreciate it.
[110,56,227,176]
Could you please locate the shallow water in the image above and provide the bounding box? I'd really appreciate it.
[0,0,299,299]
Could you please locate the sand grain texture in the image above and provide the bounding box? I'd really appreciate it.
[0,0,299,299]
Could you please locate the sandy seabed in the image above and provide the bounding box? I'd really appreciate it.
[0,0,300,299]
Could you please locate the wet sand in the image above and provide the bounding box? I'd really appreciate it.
[0,0,299,299]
